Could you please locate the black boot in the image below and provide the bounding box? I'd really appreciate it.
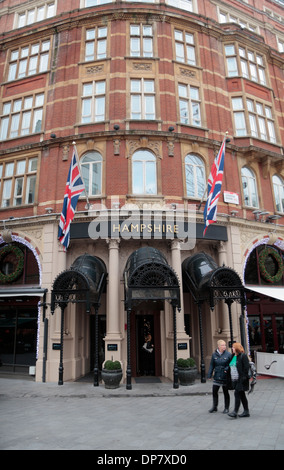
[223,397,230,413]
[228,411,237,418]
[209,395,218,413]
[238,410,250,417]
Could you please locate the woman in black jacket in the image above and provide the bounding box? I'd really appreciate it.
[228,342,250,418]
[207,340,232,413]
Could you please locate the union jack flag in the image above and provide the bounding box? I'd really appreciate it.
[58,146,85,251]
[203,138,226,237]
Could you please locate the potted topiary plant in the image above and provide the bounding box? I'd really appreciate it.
[177,357,197,386]
[101,359,123,389]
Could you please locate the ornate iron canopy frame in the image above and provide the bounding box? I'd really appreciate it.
[50,255,106,386]
[182,253,246,383]
[124,247,181,389]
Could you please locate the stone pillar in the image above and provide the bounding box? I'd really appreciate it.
[170,239,190,355]
[217,241,231,340]
[104,239,122,362]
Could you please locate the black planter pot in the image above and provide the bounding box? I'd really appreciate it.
[101,369,123,389]
[178,367,197,386]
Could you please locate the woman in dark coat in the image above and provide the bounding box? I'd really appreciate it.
[228,342,250,418]
[207,340,232,413]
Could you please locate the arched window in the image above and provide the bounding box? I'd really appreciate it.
[185,154,205,198]
[132,150,157,195]
[272,175,284,213]
[81,151,102,196]
[241,166,258,208]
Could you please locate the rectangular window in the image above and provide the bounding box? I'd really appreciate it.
[81,81,106,123]
[130,24,153,57]
[130,79,155,120]
[125,0,155,3]
[85,26,107,61]
[225,44,266,85]
[16,2,56,28]
[178,83,201,126]
[232,97,246,136]
[167,0,193,11]
[278,38,284,53]
[175,30,196,65]
[85,0,112,5]
[8,40,50,81]
[0,157,38,208]
[224,45,238,77]
[232,97,276,142]
[0,94,44,140]
[218,9,258,33]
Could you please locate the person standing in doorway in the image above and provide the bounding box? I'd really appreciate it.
[228,343,250,418]
[142,334,154,375]
[208,340,232,413]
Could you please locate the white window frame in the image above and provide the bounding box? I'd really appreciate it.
[81,152,103,196]
[130,24,153,58]
[85,0,113,5]
[85,26,107,62]
[178,83,201,127]
[130,79,155,120]
[167,0,194,12]
[174,29,196,66]
[0,157,38,208]
[277,38,284,53]
[8,40,51,82]
[185,154,205,198]
[241,166,259,208]
[125,0,157,3]
[81,81,106,123]
[232,97,276,143]
[218,8,258,33]
[225,44,267,85]
[15,2,56,29]
[132,150,157,195]
[272,175,284,213]
[0,94,44,141]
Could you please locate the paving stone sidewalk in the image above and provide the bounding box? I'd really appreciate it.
[0,375,283,450]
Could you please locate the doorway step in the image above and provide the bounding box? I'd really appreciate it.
[134,376,161,383]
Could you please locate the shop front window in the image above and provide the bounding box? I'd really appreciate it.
[0,306,38,373]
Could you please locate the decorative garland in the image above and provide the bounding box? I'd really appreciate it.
[259,247,283,284]
[0,245,24,284]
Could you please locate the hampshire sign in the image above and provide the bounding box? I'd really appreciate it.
[70,202,228,244]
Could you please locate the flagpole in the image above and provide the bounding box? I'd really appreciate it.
[198,133,229,211]
[72,141,90,208]
[197,186,207,211]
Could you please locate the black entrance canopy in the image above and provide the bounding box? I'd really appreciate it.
[51,254,106,313]
[50,254,107,385]
[182,252,246,382]
[124,247,180,309]
[124,247,181,389]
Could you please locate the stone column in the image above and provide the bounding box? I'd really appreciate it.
[218,241,231,339]
[170,240,190,355]
[104,239,122,362]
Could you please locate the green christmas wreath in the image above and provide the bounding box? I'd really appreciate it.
[0,245,24,284]
[259,247,283,284]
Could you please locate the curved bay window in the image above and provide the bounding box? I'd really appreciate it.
[132,150,157,195]
[81,151,102,196]
[185,154,205,198]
